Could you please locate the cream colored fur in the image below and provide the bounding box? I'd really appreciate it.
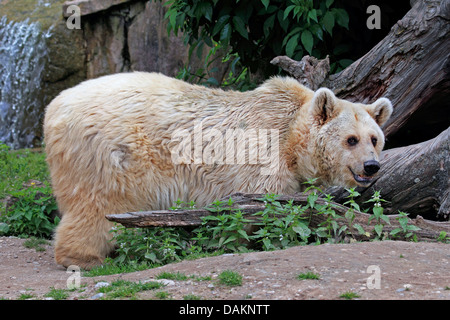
[44,72,392,269]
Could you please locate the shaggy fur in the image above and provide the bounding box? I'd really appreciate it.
[44,72,392,269]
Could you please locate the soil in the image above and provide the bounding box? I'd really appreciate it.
[0,236,449,301]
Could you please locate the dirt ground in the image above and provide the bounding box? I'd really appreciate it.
[0,236,449,301]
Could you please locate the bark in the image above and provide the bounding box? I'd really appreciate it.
[326,127,449,221]
[271,0,450,139]
[106,193,450,242]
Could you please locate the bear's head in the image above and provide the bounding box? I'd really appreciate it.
[308,88,393,188]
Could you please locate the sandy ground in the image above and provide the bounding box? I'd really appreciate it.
[0,236,449,301]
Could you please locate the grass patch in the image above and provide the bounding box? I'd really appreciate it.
[83,258,154,277]
[217,270,242,287]
[297,271,320,280]
[23,237,49,252]
[0,143,50,199]
[339,291,361,300]
[154,291,172,299]
[44,287,70,300]
[97,279,164,300]
[156,271,188,281]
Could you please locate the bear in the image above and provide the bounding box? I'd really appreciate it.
[43,72,393,269]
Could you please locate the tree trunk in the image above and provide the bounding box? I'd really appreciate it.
[271,0,450,142]
[326,127,449,221]
[106,192,450,242]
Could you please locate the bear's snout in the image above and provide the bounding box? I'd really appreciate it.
[363,160,380,176]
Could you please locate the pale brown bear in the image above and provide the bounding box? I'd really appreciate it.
[44,72,392,269]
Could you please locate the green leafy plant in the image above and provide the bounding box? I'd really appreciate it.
[390,212,420,240]
[1,184,59,238]
[159,0,352,78]
[297,271,320,280]
[436,231,449,243]
[366,190,390,239]
[339,291,360,300]
[217,270,242,286]
[97,279,164,300]
[0,141,50,200]
[110,224,191,266]
[251,194,311,250]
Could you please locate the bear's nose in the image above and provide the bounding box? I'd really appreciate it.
[364,160,380,176]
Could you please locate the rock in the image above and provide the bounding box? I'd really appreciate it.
[90,292,104,300]
[63,0,133,17]
[94,281,110,289]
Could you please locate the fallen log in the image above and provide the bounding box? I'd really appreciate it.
[106,192,450,242]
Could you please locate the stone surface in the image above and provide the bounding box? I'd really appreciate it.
[62,0,134,17]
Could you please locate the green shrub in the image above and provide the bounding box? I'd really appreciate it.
[0,184,59,238]
[160,0,351,76]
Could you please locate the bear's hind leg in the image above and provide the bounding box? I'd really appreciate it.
[54,203,116,270]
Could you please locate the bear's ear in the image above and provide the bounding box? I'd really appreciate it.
[365,98,393,127]
[310,88,337,124]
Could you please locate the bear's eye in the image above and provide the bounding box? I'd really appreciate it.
[347,136,358,146]
[371,137,378,147]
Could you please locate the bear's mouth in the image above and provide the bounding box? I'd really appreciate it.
[349,167,374,186]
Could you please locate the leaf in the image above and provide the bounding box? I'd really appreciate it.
[212,15,230,37]
[220,23,232,43]
[326,0,334,8]
[390,228,403,237]
[310,24,323,41]
[232,16,248,39]
[292,224,311,239]
[333,8,349,29]
[306,192,318,209]
[372,206,383,218]
[261,0,270,10]
[345,210,355,223]
[374,224,383,237]
[263,14,276,38]
[145,252,157,263]
[353,223,366,235]
[283,5,296,20]
[300,29,313,54]
[195,2,213,21]
[237,229,250,241]
[308,9,318,23]
[322,11,335,35]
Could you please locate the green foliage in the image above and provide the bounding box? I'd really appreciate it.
[44,287,71,300]
[0,184,58,238]
[251,194,311,250]
[160,0,352,76]
[390,211,420,240]
[110,224,191,266]
[176,40,256,91]
[339,291,360,300]
[437,231,450,243]
[97,279,164,300]
[297,271,320,280]
[0,141,50,199]
[366,190,390,240]
[217,270,242,286]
